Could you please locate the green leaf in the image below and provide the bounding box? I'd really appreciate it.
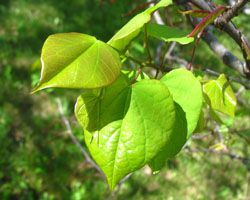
[75,74,129,132]
[75,77,176,190]
[203,74,237,118]
[32,33,121,93]
[194,109,205,133]
[107,0,173,52]
[149,68,203,173]
[146,24,194,44]
[161,68,203,137]
[122,70,149,83]
[148,102,187,173]
[30,58,42,72]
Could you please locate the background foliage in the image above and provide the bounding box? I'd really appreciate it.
[0,0,249,199]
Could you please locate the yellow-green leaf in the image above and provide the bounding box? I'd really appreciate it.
[32,33,121,93]
[203,74,237,118]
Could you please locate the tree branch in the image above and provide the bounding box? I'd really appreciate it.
[167,0,250,81]
[191,131,214,139]
[56,98,105,178]
[201,28,249,76]
[106,173,133,200]
[215,0,250,26]
[186,147,250,171]
[187,0,250,78]
[223,0,250,15]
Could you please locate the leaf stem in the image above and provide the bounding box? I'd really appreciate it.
[144,24,152,64]
[130,66,143,85]
[188,29,204,71]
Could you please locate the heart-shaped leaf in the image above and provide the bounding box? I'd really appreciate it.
[161,68,203,137]
[108,0,173,52]
[32,33,121,93]
[75,76,176,190]
[145,24,194,44]
[148,102,187,173]
[203,74,237,118]
[75,74,129,132]
[149,69,202,173]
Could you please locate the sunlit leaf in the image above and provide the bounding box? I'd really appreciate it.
[161,68,203,137]
[149,102,187,173]
[145,24,194,44]
[122,70,150,83]
[108,0,173,52]
[194,109,205,133]
[75,76,176,190]
[149,68,202,173]
[203,74,237,118]
[32,33,121,93]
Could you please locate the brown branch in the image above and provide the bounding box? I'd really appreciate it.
[185,0,250,78]
[215,0,250,26]
[200,29,248,76]
[130,66,143,85]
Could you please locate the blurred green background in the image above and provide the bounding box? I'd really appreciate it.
[0,0,249,199]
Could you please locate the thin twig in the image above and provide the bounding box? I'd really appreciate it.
[186,0,250,78]
[130,66,143,85]
[165,41,177,58]
[186,147,250,171]
[145,24,152,64]
[106,173,133,200]
[56,98,105,178]
[167,55,189,67]
[188,30,204,70]
[191,131,214,139]
[236,86,245,97]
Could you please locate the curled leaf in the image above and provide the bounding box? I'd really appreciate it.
[188,6,226,38]
[203,74,237,118]
[180,10,210,18]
